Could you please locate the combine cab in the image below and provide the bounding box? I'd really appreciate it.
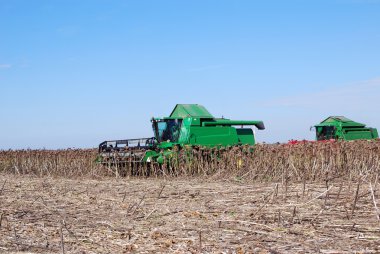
[314,116,378,141]
[98,104,265,166]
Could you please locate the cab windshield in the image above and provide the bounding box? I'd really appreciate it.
[317,126,335,140]
[153,119,182,142]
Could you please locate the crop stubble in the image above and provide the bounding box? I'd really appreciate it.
[0,140,380,253]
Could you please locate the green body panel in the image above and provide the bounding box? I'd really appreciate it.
[145,104,265,163]
[236,128,255,144]
[314,116,378,141]
[372,128,379,139]
[187,126,239,146]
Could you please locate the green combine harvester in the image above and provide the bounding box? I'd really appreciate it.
[98,104,265,165]
[314,116,378,141]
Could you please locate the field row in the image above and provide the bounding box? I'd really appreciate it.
[1,140,379,182]
[0,174,379,253]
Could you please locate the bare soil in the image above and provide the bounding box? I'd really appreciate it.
[0,173,379,253]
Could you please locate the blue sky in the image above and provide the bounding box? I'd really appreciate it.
[1,0,379,149]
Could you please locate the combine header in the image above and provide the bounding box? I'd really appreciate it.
[314,116,378,141]
[98,104,265,166]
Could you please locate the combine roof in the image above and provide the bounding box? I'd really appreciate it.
[315,116,366,127]
[169,104,214,118]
